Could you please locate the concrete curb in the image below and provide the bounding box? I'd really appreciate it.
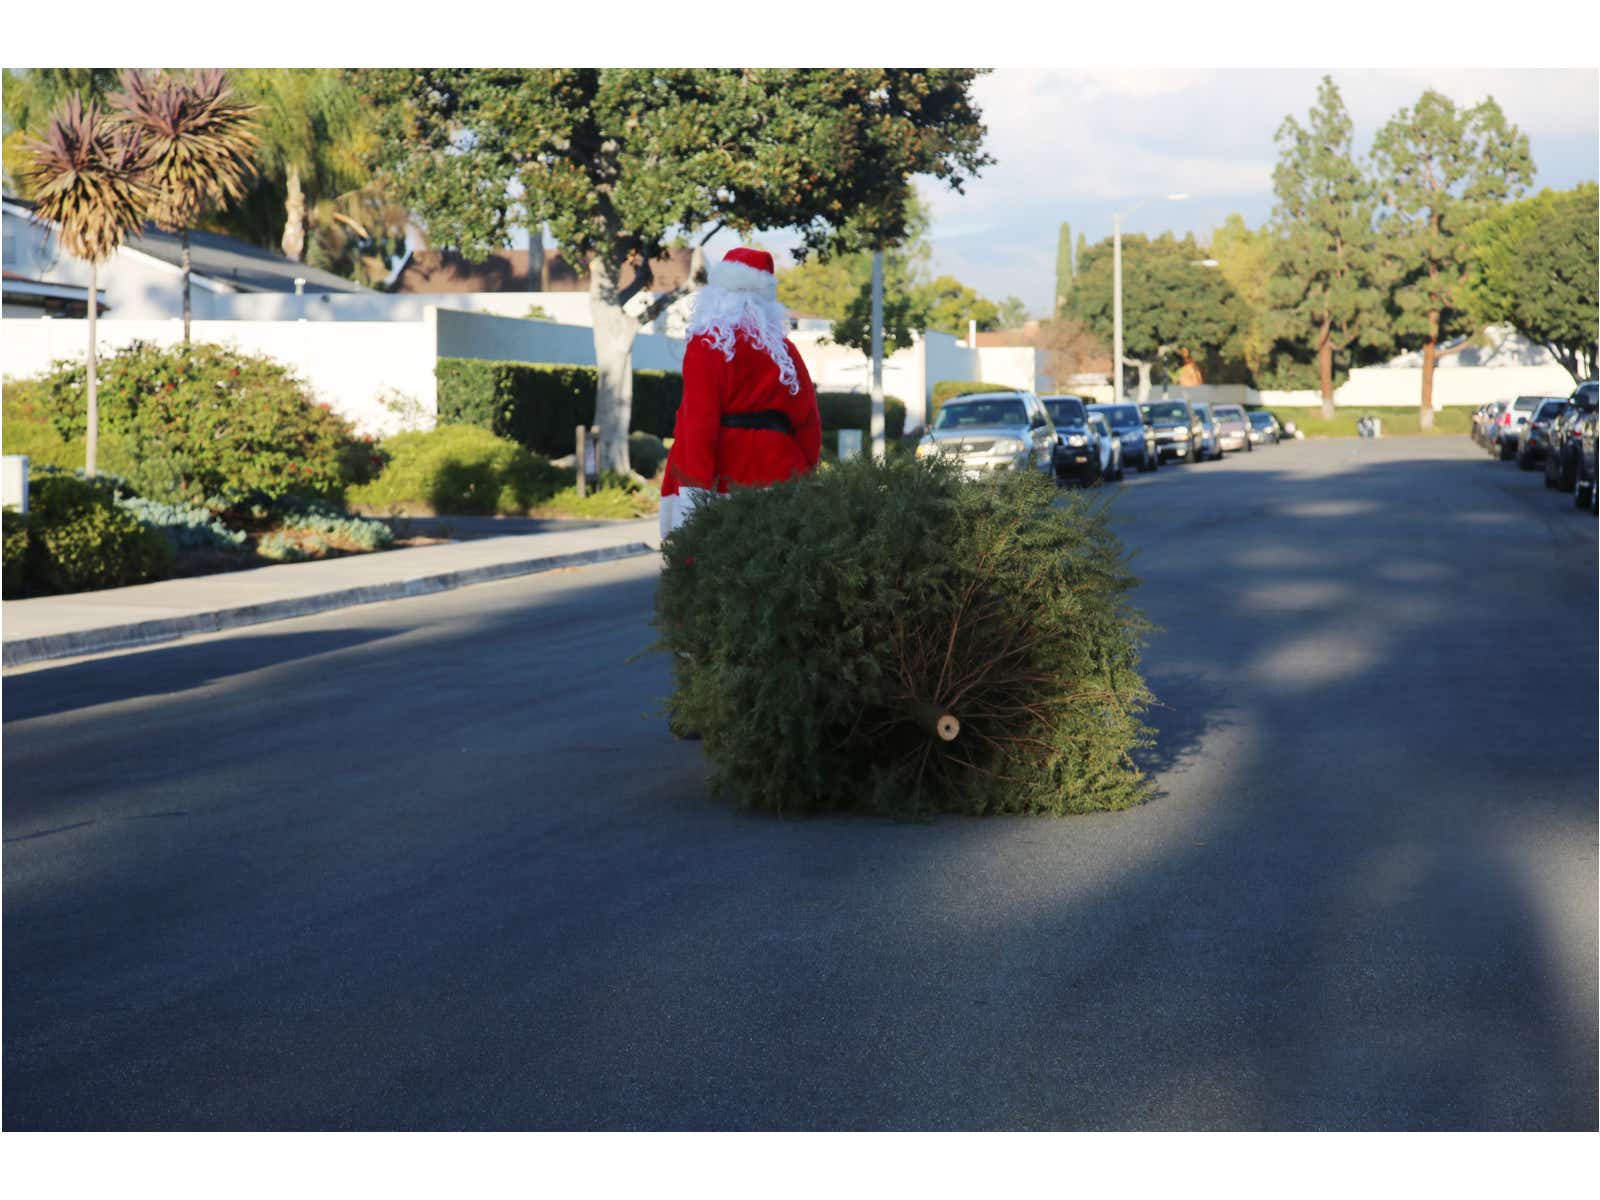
[2,541,655,669]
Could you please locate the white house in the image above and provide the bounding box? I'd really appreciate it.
[2,195,366,320]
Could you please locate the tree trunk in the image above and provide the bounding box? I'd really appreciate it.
[86,260,99,480]
[589,259,636,475]
[1318,318,1335,421]
[281,164,306,262]
[181,228,192,346]
[1420,309,1439,432]
[1135,360,1152,404]
[528,225,545,291]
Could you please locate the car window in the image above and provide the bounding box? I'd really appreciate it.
[1093,404,1142,428]
[1140,402,1188,422]
[934,399,1028,429]
[1535,401,1567,420]
[1043,398,1087,427]
[1512,397,1543,412]
[1248,412,1273,427]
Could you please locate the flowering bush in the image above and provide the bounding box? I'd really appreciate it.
[27,341,358,511]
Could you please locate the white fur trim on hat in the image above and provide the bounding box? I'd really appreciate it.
[706,258,778,299]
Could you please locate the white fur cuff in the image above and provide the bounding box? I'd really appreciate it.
[706,259,777,298]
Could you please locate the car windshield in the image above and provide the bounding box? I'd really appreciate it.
[1248,413,1274,428]
[1215,407,1244,422]
[1093,404,1142,428]
[1140,402,1188,422]
[1043,398,1087,427]
[934,399,1027,429]
[1512,397,1543,412]
[1535,401,1567,420]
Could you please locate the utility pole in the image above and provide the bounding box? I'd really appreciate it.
[870,248,885,459]
[1113,213,1124,405]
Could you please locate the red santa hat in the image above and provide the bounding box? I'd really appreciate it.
[706,246,777,300]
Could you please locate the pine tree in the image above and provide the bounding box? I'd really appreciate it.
[1372,89,1533,428]
[1268,76,1386,419]
[1055,221,1073,316]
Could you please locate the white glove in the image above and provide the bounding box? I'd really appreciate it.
[670,486,716,532]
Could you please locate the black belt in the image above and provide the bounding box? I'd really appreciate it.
[721,409,794,434]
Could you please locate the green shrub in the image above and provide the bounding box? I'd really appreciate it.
[536,471,660,520]
[654,455,1154,817]
[346,424,568,516]
[815,392,907,441]
[3,509,29,599]
[435,359,683,457]
[17,473,172,596]
[16,342,358,510]
[629,432,668,479]
[2,378,138,476]
[273,498,394,550]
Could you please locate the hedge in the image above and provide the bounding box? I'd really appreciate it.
[435,359,683,458]
[815,392,907,441]
[931,380,1016,406]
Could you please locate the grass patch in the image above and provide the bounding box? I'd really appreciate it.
[1254,405,1475,438]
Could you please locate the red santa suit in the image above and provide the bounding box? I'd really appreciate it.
[660,247,821,535]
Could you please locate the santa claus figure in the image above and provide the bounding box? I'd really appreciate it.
[659,247,822,536]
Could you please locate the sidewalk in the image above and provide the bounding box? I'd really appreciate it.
[1,516,662,669]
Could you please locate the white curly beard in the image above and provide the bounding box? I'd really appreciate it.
[686,285,800,395]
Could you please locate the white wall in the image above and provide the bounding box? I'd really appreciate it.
[1,307,689,437]
[1,316,439,436]
[1258,364,1577,409]
[975,346,1042,394]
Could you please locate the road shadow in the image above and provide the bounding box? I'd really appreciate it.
[2,442,1595,1130]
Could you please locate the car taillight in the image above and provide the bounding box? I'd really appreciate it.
[1501,413,1511,424]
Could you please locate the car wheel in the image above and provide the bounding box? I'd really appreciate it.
[1518,447,1534,470]
[1498,438,1515,461]
[1575,481,1590,510]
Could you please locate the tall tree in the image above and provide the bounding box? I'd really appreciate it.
[1055,221,1073,315]
[2,69,120,195]
[114,69,259,343]
[1371,89,1533,427]
[1268,77,1389,418]
[1468,183,1598,383]
[1210,213,1274,383]
[21,96,150,477]
[370,69,990,472]
[1064,232,1248,399]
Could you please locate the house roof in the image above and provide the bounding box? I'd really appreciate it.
[122,223,366,294]
[391,246,699,295]
[4,195,366,295]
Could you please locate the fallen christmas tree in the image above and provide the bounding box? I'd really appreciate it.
[653,454,1155,817]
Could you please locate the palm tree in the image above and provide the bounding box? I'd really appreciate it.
[22,95,150,478]
[113,69,258,343]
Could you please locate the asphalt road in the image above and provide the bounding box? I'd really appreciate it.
[3,436,1595,1130]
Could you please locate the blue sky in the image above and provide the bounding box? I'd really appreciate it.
[709,68,1599,319]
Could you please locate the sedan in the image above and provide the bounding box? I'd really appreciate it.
[1041,394,1100,485]
[1088,411,1124,482]
[1090,402,1160,472]
[1247,411,1281,445]
[1213,404,1252,453]
[1515,397,1567,470]
[916,392,1058,480]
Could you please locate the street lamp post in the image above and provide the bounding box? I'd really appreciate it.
[1112,193,1188,405]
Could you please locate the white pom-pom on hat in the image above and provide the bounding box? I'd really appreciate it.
[706,246,777,299]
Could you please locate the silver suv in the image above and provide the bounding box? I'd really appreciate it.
[916,391,1058,479]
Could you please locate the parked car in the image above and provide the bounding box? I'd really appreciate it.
[1088,411,1125,482]
[1247,410,1282,445]
[1213,404,1252,453]
[915,391,1057,480]
[1089,402,1160,472]
[1040,394,1100,485]
[1190,400,1224,461]
[1514,397,1568,469]
[1544,380,1598,492]
[1573,411,1597,515]
[1489,396,1545,460]
[1139,398,1198,463]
